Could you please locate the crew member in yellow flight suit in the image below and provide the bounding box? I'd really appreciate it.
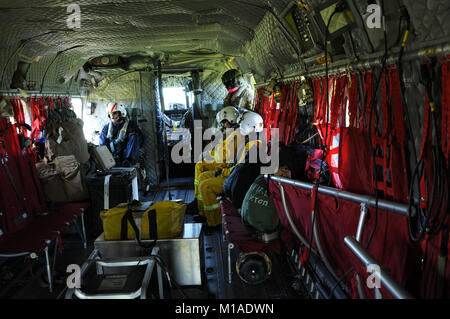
[187,106,241,214]
[197,111,264,227]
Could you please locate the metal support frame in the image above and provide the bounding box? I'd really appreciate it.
[269,175,413,299]
[80,209,87,249]
[227,243,234,284]
[0,208,88,296]
[355,203,368,299]
[67,247,162,299]
[268,175,409,216]
[344,237,413,299]
[278,182,318,254]
[279,182,340,283]
[44,246,53,294]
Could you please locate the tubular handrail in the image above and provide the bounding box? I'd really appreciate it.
[278,182,340,283]
[344,237,414,299]
[267,175,409,216]
[278,182,318,255]
[267,175,413,299]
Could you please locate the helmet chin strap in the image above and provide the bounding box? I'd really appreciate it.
[228,86,239,93]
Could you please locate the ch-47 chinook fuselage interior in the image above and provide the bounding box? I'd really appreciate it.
[0,0,449,303]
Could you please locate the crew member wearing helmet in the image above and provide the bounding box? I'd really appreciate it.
[188,106,241,213]
[99,102,144,166]
[222,69,255,111]
[196,111,264,227]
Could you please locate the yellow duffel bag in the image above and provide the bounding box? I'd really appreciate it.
[101,200,186,241]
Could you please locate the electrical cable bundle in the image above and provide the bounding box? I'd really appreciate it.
[407,61,449,243]
[303,3,346,297]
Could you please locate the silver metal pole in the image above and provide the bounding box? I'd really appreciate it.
[228,243,234,284]
[157,264,164,299]
[278,182,318,255]
[140,247,159,299]
[344,236,413,299]
[269,175,409,216]
[356,204,369,242]
[80,209,87,249]
[44,246,53,294]
[311,210,340,282]
[355,203,369,299]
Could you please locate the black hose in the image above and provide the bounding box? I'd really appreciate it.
[305,7,340,264]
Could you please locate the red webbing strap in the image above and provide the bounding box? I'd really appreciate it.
[30,97,42,140]
[329,77,340,129]
[313,78,322,123]
[11,98,27,137]
[38,97,48,120]
[374,136,393,197]
[299,245,310,267]
[381,69,390,138]
[335,75,348,128]
[265,93,276,142]
[441,59,450,167]
[362,70,374,135]
[283,82,295,145]
[327,75,347,176]
[288,82,300,145]
[389,68,406,142]
[348,74,358,128]
[48,97,54,111]
[337,86,347,178]
[278,83,290,144]
[314,77,328,126]
[320,77,328,125]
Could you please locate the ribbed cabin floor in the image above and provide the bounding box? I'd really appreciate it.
[0,178,305,299]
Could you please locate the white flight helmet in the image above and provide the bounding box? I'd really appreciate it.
[237,111,264,136]
[216,106,239,126]
[106,102,127,118]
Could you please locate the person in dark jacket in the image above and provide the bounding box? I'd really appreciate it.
[99,102,144,166]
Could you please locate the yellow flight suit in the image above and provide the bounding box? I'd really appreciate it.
[197,138,261,227]
[194,129,242,198]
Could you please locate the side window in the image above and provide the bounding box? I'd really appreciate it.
[71,97,83,119]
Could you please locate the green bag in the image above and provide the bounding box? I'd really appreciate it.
[241,175,279,233]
